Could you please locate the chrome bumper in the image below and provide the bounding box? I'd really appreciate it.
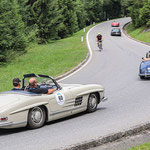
[101,97,108,102]
[139,72,150,77]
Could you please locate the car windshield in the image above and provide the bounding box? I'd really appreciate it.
[24,76,56,87]
[112,29,120,32]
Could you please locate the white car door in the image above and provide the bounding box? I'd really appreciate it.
[49,88,74,120]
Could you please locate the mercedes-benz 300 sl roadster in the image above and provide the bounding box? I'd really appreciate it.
[0,74,107,129]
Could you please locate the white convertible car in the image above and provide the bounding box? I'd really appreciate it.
[0,74,107,129]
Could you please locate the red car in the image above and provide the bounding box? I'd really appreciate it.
[111,21,120,27]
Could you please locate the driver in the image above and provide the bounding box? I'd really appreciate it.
[142,57,150,61]
[28,78,56,94]
[142,52,150,61]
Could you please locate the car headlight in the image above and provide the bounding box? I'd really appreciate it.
[147,68,150,70]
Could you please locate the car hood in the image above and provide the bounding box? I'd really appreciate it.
[59,83,82,89]
[59,83,104,91]
[140,60,150,69]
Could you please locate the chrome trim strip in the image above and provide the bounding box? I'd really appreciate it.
[0,121,27,127]
[50,106,86,116]
[64,103,74,108]
[0,122,13,127]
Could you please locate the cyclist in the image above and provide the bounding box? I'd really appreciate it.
[96,32,103,49]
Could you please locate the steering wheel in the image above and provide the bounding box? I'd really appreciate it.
[24,85,30,91]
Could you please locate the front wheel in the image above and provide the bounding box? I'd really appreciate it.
[27,106,46,129]
[87,93,98,113]
[98,42,102,51]
[99,43,102,49]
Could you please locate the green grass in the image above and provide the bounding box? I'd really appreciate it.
[0,26,93,92]
[126,23,150,43]
[129,141,150,150]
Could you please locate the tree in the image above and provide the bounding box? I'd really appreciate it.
[83,0,96,25]
[75,0,87,29]
[92,0,103,22]
[120,0,130,16]
[58,0,79,38]
[103,0,122,19]
[26,0,64,43]
[128,0,146,27]
[139,0,150,27]
[0,0,27,62]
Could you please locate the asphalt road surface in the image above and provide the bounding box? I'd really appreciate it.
[0,17,150,150]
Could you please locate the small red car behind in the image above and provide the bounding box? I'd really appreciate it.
[111,22,120,27]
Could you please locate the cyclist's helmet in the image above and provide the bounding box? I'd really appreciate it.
[98,32,101,35]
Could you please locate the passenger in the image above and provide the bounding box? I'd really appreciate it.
[142,52,150,61]
[146,51,150,58]
[12,78,23,90]
[28,78,56,94]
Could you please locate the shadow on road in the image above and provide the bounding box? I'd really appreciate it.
[0,107,106,136]
[0,127,27,136]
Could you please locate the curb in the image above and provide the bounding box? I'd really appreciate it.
[62,122,150,150]
[123,22,150,46]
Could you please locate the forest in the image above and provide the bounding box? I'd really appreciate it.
[0,0,149,63]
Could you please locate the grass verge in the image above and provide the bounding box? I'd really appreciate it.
[126,23,150,43]
[129,141,150,150]
[0,25,93,92]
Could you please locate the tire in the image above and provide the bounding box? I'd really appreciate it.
[100,44,102,49]
[87,93,98,113]
[99,45,101,51]
[98,42,102,51]
[27,106,46,129]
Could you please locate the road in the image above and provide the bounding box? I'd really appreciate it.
[0,17,150,150]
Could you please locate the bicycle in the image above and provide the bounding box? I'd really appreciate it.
[97,41,103,51]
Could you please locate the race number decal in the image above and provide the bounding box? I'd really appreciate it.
[56,93,65,105]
